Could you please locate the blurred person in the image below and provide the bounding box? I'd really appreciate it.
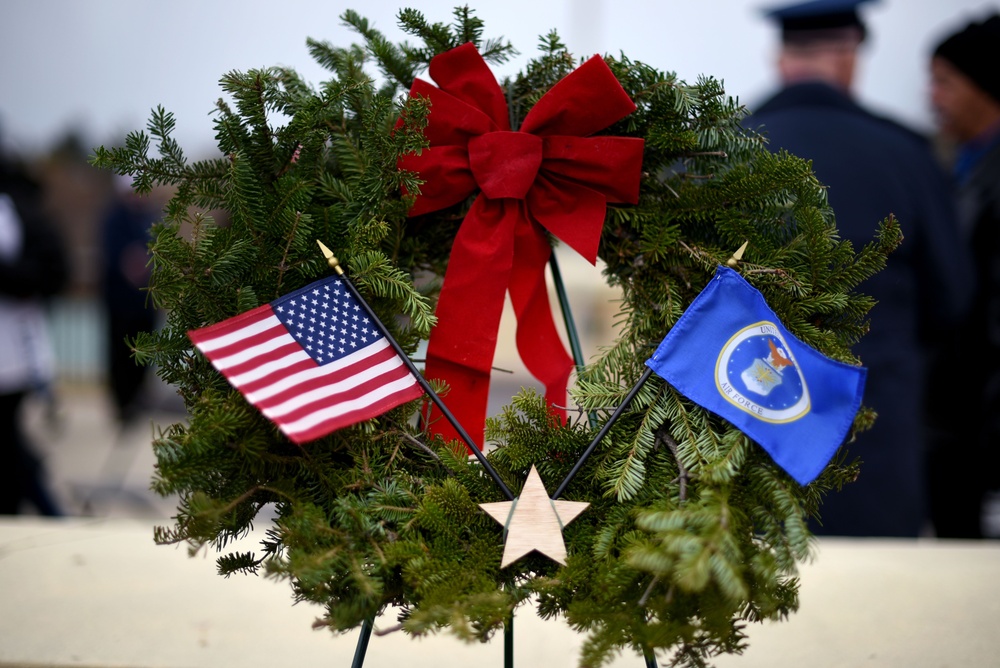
[99,176,155,424]
[0,148,69,515]
[925,13,1000,538]
[746,0,973,536]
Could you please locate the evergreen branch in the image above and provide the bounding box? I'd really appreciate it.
[343,9,416,89]
[397,430,443,463]
[217,551,267,577]
[606,383,667,501]
[275,210,304,295]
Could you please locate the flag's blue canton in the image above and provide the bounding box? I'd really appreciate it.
[271,276,380,365]
[645,266,866,485]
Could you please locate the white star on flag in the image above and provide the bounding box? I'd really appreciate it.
[188,275,423,443]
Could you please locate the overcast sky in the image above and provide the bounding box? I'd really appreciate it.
[1,0,996,158]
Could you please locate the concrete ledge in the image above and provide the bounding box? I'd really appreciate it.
[1,517,998,667]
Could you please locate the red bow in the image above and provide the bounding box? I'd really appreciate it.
[401,43,644,448]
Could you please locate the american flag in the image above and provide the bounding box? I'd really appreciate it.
[188,275,424,443]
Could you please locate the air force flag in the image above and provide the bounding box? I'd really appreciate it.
[645,266,866,485]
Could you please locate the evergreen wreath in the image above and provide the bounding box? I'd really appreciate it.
[92,7,897,667]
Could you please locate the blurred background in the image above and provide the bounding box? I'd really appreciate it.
[3,0,993,156]
[0,0,995,519]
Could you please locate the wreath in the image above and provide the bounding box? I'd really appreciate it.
[93,7,896,667]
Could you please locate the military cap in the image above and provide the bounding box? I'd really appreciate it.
[762,0,880,41]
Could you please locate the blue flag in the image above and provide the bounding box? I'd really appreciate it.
[645,266,866,485]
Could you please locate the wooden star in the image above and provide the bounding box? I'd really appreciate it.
[479,465,589,568]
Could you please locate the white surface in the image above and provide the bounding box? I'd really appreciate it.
[1,517,998,668]
[0,517,619,668]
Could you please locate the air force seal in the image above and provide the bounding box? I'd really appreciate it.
[715,321,810,423]
[645,266,867,484]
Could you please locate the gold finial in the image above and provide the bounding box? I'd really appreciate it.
[726,240,748,268]
[316,240,344,275]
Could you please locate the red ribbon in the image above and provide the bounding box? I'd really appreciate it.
[401,43,644,448]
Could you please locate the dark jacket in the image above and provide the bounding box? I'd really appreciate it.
[749,82,973,536]
[926,135,1000,537]
[956,138,1000,436]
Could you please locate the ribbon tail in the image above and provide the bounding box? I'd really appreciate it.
[508,214,575,426]
[423,351,493,449]
[424,198,517,449]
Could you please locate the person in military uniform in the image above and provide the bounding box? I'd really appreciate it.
[747,0,973,536]
[926,13,1000,538]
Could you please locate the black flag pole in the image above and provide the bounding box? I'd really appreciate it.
[317,241,514,502]
[551,367,654,500]
[552,241,749,501]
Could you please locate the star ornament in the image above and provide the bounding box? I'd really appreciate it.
[479,465,590,568]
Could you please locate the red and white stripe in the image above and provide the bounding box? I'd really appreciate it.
[189,304,423,443]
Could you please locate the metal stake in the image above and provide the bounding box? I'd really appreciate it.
[549,251,598,430]
[505,614,514,668]
[350,617,374,668]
